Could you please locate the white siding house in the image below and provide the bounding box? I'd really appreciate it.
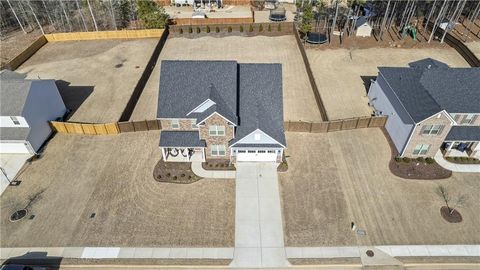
[0,70,67,154]
[355,16,372,37]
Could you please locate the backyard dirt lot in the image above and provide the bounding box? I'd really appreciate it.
[306,48,470,120]
[0,131,234,247]
[280,129,480,247]
[131,35,321,122]
[16,39,158,123]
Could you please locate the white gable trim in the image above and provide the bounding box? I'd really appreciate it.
[197,111,236,126]
[230,128,286,148]
[417,110,454,125]
[187,99,216,116]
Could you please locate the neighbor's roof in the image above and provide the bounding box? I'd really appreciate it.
[230,63,286,147]
[378,59,480,123]
[445,126,480,141]
[0,79,32,116]
[355,16,369,28]
[157,60,238,124]
[159,131,206,147]
[0,126,30,141]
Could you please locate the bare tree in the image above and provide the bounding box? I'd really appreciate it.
[75,0,88,31]
[27,0,44,34]
[436,185,467,215]
[436,185,451,210]
[6,0,26,33]
[87,0,99,31]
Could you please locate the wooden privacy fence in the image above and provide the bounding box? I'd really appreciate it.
[284,116,387,133]
[50,120,163,135]
[169,22,293,37]
[44,29,164,42]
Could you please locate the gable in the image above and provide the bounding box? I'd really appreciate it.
[231,129,285,147]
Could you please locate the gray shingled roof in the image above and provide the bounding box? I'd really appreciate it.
[159,131,206,147]
[408,58,449,69]
[0,80,32,116]
[355,16,369,28]
[157,60,238,124]
[230,63,286,146]
[0,127,30,140]
[445,126,480,141]
[378,59,480,123]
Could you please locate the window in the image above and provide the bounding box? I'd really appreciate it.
[248,150,256,153]
[191,119,197,129]
[10,116,20,125]
[257,150,266,153]
[421,125,443,135]
[461,114,476,125]
[209,125,225,136]
[211,145,225,156]
[451,113,461,123]
[171,119,179,129]
[237,150,246,153]
[413,144,430,155]
[267,150,276,153]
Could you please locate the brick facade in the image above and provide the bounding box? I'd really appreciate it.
[450,113,480,126]
[198,113,234,160]
[160,119,197,131]
[403,112,453,158]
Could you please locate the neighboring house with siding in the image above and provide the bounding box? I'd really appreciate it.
[0,70,67,154]
[157,60,286,163]
[368,58,480,158]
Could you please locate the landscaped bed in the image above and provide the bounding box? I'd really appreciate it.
[444,156,480,164]
[382,128,451,180]
[202,160,235,171]
[154,159,201,184]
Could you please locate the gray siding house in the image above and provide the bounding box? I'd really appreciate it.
[368,59,480,158]
[157,60,286,163]
[0,70,67,154]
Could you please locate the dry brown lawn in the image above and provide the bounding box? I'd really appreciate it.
[16,39,158,123]
[131,35,321,122]
[0,131,234,248]
[280,129,480,246]
[307,48,470,120]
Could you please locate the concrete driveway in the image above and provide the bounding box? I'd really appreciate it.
[231,162,289,268]
[0,154,31,195]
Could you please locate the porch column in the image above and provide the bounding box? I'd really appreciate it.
[161,147,167,161]
[187,148,191,162]
[447,141,455,153]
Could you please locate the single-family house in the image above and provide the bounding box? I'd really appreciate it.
[355,16,372,37]
[368,58,480,158]
[0,70,67,154]
[157,60,286,163]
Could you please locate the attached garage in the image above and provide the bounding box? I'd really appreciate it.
[232,147,283,162]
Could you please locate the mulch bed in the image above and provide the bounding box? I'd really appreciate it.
[444,156,480,164]
[202,159,235,171]
[381,128,452,180]
[440,206,463,223]
[153,159,201,184]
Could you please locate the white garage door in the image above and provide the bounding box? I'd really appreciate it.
[237,150,277,162]
[0,142,31,154]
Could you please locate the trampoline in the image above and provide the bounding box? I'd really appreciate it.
[269,8,286,22]
[306,32,328,44]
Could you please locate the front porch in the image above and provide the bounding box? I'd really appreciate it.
[442,141,479,158]
[161,147,205,162]
[159,131,206,162]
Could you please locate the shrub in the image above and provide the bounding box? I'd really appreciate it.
[188,175,192,179]
[268,24,272,32]
[228,26,232,32]
[240,25,244,32]
[208,164,213,167]
[158,175,162,178]
[215,164,219,167]
[259,24,263,32]
[215,26,220,33]
[206,26,210,33]
[425,157,435,164]
[196,27,200,33]
[166,173,171,177]
[181,173,185,177]
[402,157,411,163]
[179,28,183,34]
[249,25,254,32]
[173,176,177,180]
[394,156,402,163]
[416,157,425,162]
[188,27,193,33]
[277,23,281,31]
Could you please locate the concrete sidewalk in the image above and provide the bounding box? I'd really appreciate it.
[0,247,234,260]
[434,151,480,173]
[191,162,236,179]
[285,245,480,258]
[230,162,289,268]
[0,153,31,195]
